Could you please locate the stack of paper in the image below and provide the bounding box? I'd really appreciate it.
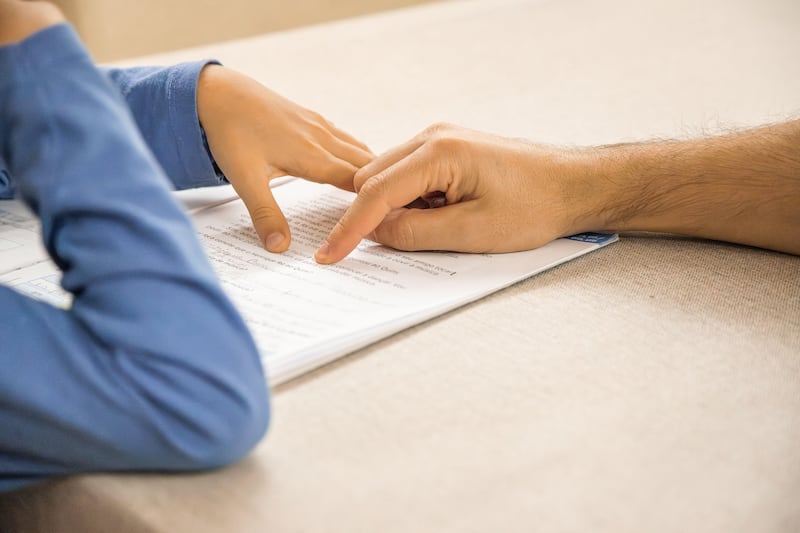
[1,180,617,384]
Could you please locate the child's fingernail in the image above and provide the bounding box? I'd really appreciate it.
[315,243,331,263]
[265,232,285,252]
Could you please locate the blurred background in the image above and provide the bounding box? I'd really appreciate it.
[49,0,441,61]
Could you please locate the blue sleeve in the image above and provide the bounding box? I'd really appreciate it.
[0,24,269,493]
[0,53,226,199]
[103,61,226,190]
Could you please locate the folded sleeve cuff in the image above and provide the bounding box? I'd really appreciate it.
[165,60,227,189]
[104,60,227,191]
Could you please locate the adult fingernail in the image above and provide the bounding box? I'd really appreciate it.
[315,242,331,263]
[265,232,285,252]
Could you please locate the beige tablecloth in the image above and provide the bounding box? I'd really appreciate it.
[2,0,799,531]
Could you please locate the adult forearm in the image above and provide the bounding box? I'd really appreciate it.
[319,120,800,263]
[593,120,800,254]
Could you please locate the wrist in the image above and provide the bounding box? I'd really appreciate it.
[544,146,628,237]
[571,142,675,235]
[196,63,227,130]
[589,143,647,233]
[196,63,231,181]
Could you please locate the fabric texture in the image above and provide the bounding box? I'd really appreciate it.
[0,24,269,492]
[0,50,225,197]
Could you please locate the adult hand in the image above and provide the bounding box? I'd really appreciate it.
[314,124,604,264]
[197,65,373,252]
[0,1,64,46]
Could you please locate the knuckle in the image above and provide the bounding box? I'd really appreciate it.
[353,168,370,191]
[291,140,324,175]
[421,122,454,137]
[305,110,325,123]
[248,204,282,226]
[309,121,332,140]
[358,176,388,201]
[301,111,331,134]
[299,135,320,152]
[427,131,463,153]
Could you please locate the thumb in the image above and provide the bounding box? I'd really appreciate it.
[230,173,292,252]
[371,202,487,253]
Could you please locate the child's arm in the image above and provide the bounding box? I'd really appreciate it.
[0,16,268,492]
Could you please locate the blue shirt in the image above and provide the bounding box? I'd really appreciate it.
[0,24,270,492]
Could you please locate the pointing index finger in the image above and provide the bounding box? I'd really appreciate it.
[315,147,452,264]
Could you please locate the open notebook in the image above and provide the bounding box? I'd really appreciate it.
[1,180,617,385]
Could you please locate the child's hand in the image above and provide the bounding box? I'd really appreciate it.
[197,64,373,252]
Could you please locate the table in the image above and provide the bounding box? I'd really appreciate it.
[2,0,799,531]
